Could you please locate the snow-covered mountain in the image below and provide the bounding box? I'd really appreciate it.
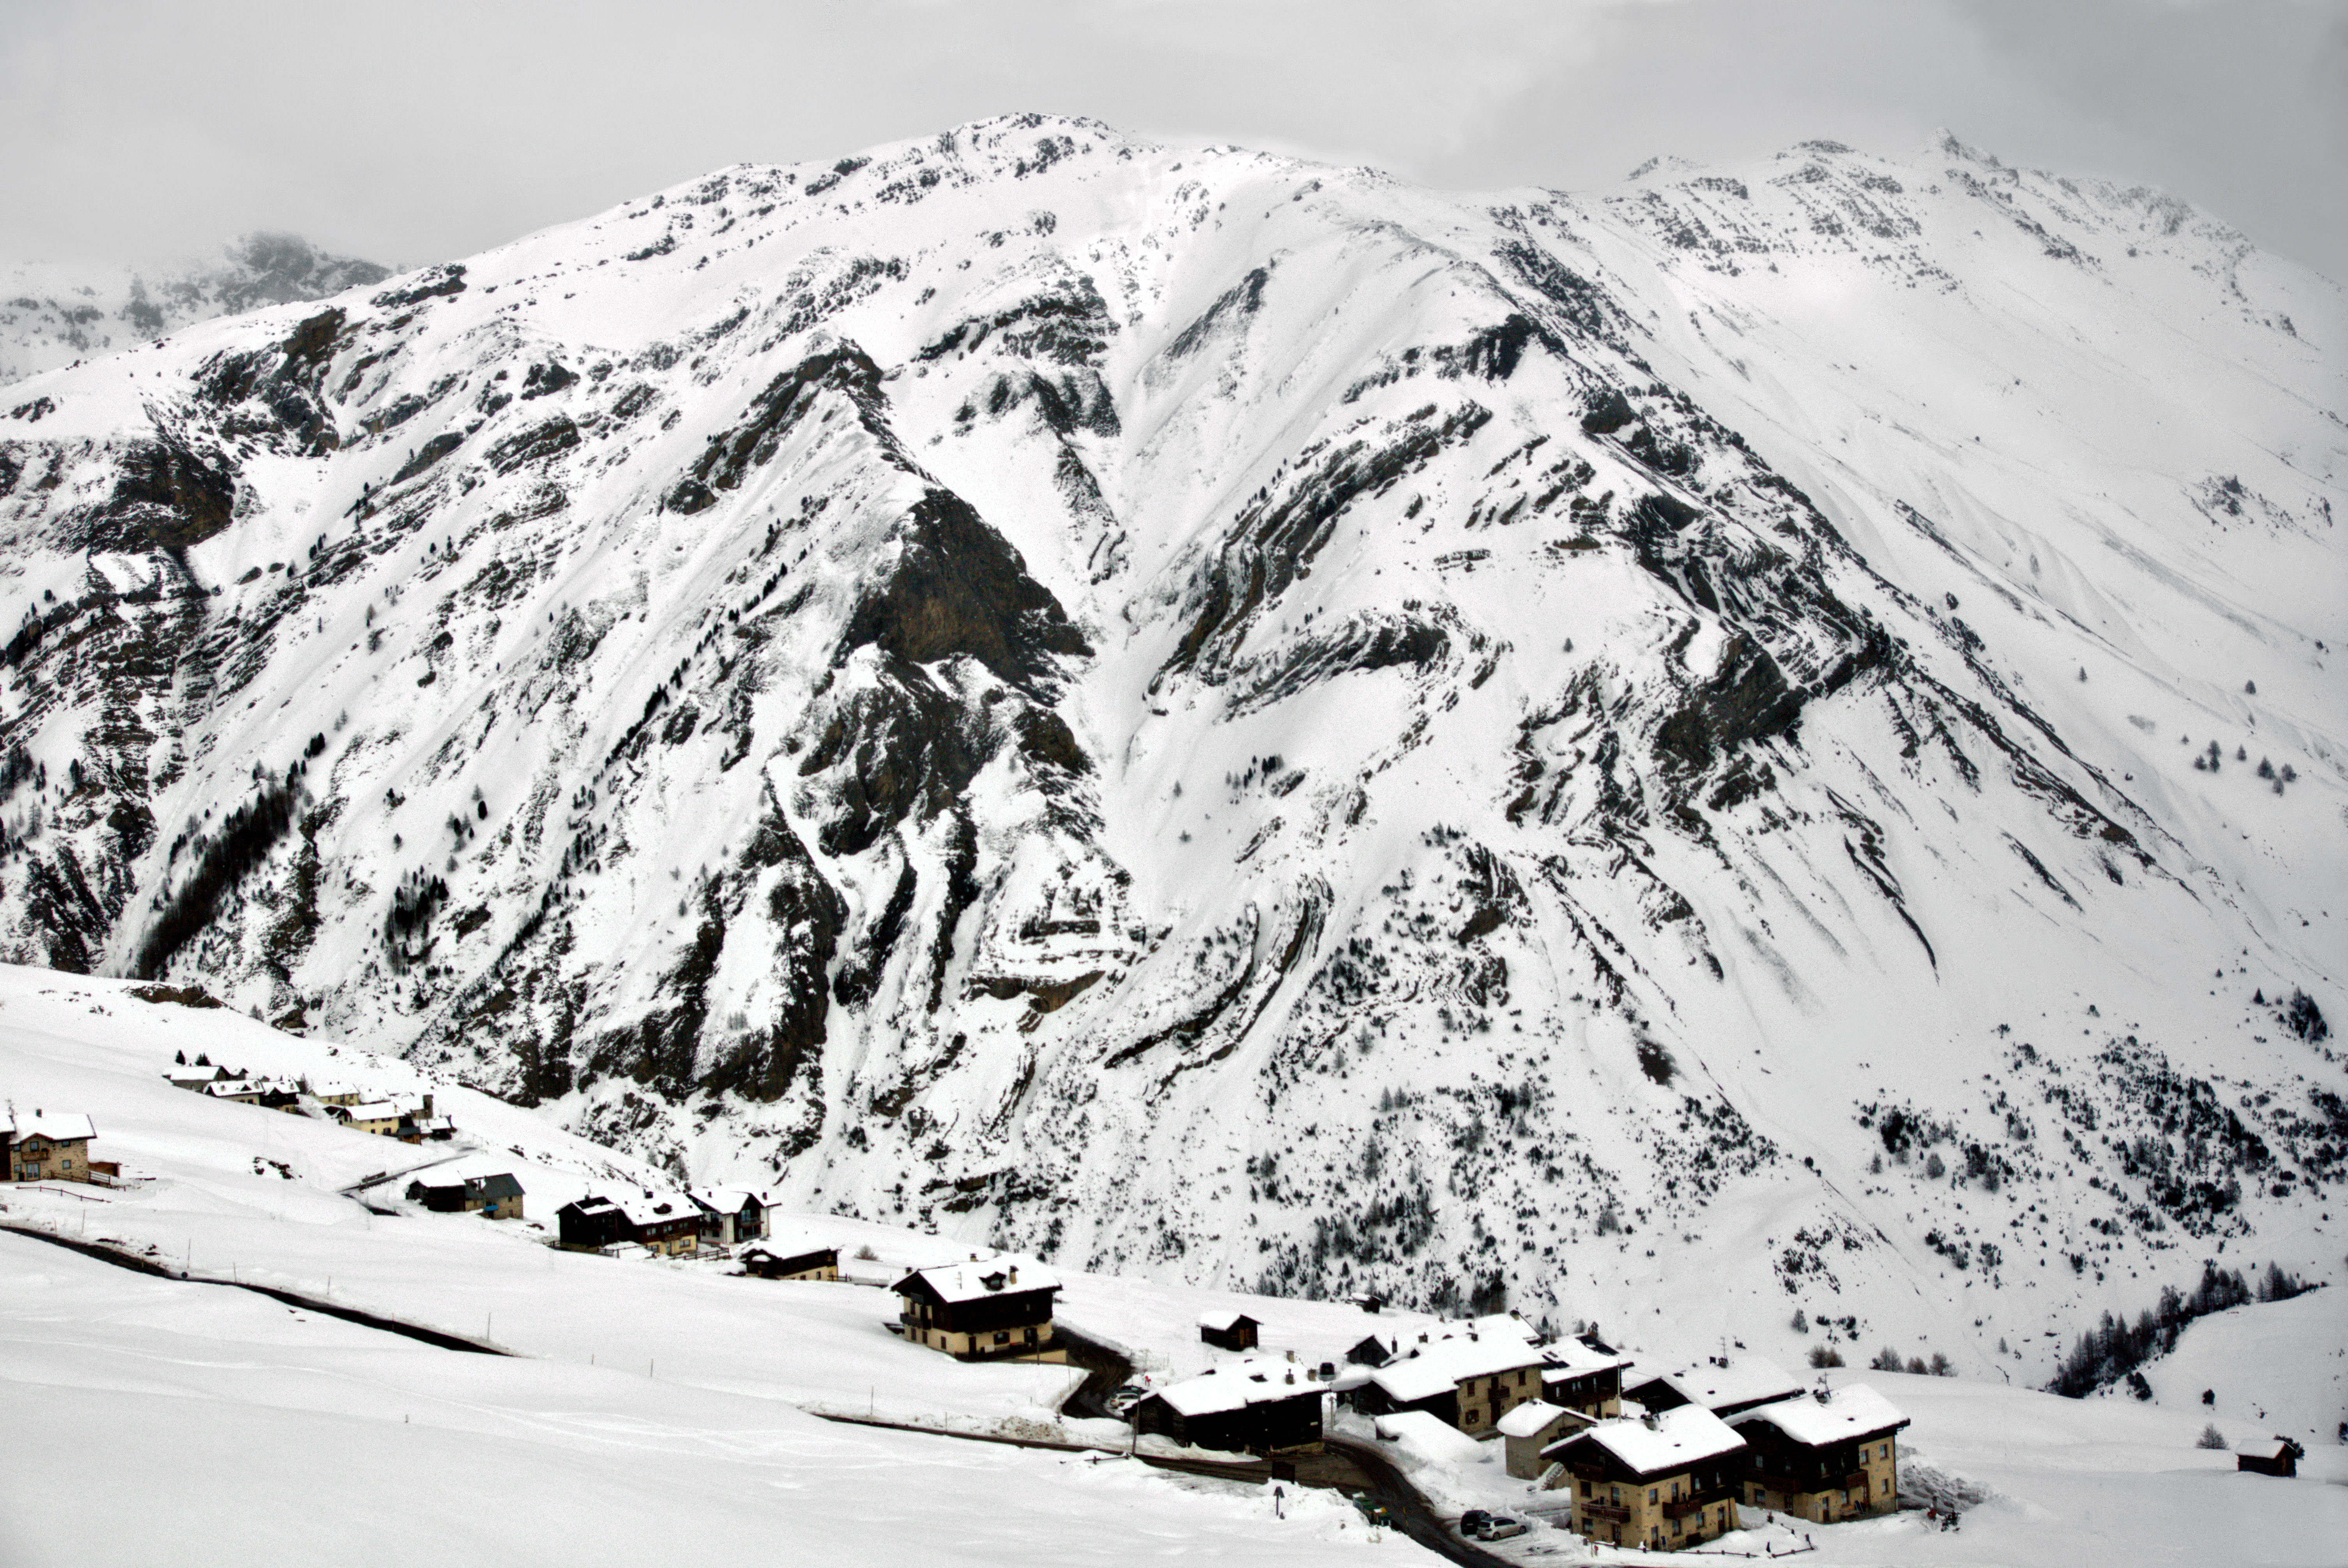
[0,231,391,387]
[0,116,2339,1375]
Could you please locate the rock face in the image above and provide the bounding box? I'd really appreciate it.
[1,232,391,387]
[0,119,2341,1369]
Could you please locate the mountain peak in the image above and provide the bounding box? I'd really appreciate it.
[0,120,2336,1364]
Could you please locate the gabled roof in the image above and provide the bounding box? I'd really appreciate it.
[1367,1321,1548,1402]
[1635,1354,1802,1414]
[758,1224,832,1259]
[1542,1336,1630,1375]
[688,1185,770,1216]
[1728,1383,1907,1447]
[468,1173,525,1201]
[2244,1436,2304,1460]
[337,1100,400,1121]
[892,1257,1061,1304]
[1197,1308,1259,1332]
[609,1191,695,1228]
[1149,1360,1317,1417]
[744,1239,836,1266]
[1496,1399,1585,1439]
[7,1109,95,1142]
[1544,1405,1746,1476]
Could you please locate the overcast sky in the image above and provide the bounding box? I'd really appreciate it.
[4,0,2343,281]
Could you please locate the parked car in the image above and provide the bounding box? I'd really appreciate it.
[1105,1384,1148,1416]
[1475,1514,1528,1541]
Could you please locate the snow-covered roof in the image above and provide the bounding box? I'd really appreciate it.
[1543,1337,1630,1375]
[201,1079,262,1097]
[305,1080,357,1098]
[1374,1410,1489,1466]
[1368,1324,1547,1402]
[1496,1399,1583,1439]
[610,1192,696,1228]
[1545,1406,1747,1476]
[1151,1360,1315,1417]
[1197,1308,1257,1332]
[893,1257,1061,1303]
[756,1225,833,1259]
[1639,1355,1802,1413]
[7,1109,95,1141]
[338,1100,400,1120]
[1464,1312,1543,1345]
[1729,1384,1908,1446]
[688,1185,767,1215]
[744,1238,836,1264]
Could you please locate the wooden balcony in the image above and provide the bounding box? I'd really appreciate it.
[1663,1492,1728,1521]
[1577,1501,1631,1524]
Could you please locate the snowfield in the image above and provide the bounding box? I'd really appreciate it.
[5,963,2344,1565]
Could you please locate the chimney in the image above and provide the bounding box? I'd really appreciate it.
[1642,1412,1659,1431]
[421,1093,434,1118]
[1009,1265,1018,1285]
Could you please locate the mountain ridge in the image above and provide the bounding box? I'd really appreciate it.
[1,231,392,388]
[0,114,2338,1378]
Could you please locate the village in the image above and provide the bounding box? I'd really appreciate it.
[9,1040,2321,1561]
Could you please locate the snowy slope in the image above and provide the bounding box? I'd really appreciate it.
[0,118,2340,1379]
[0,233,390,387]
[1,1238,1402,1568]
[7,962,2342,1568]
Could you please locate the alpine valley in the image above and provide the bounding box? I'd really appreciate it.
[1,117,2340,1379]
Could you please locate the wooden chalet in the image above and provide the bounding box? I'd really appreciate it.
[1543,1406,1748,1552]
[2237,1437,2304,1478]
[6,1110,97,1182]
[1133,1360,1323,1453]
[1727,1383,1908,1522]
[201,1078,265,1105]
[330,1100,402,1137]
[688,1186,771,1247]
[407,1172,526,1220]
[1627,1354,1802,1420]
[1344,1333,1393,1368]
[892,1257,1064,1363]
[1198,1309,1261,1351]
[1345,1315,1548,1436]
[741,1239,839,1281]
[557,1192,699,1255]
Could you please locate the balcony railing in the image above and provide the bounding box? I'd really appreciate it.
[1664,1492,1728,1521]
[1577,1501,1630,1524]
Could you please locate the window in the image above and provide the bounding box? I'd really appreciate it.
[1648,1489,1658,1504]
[994,1331,1010,1345]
